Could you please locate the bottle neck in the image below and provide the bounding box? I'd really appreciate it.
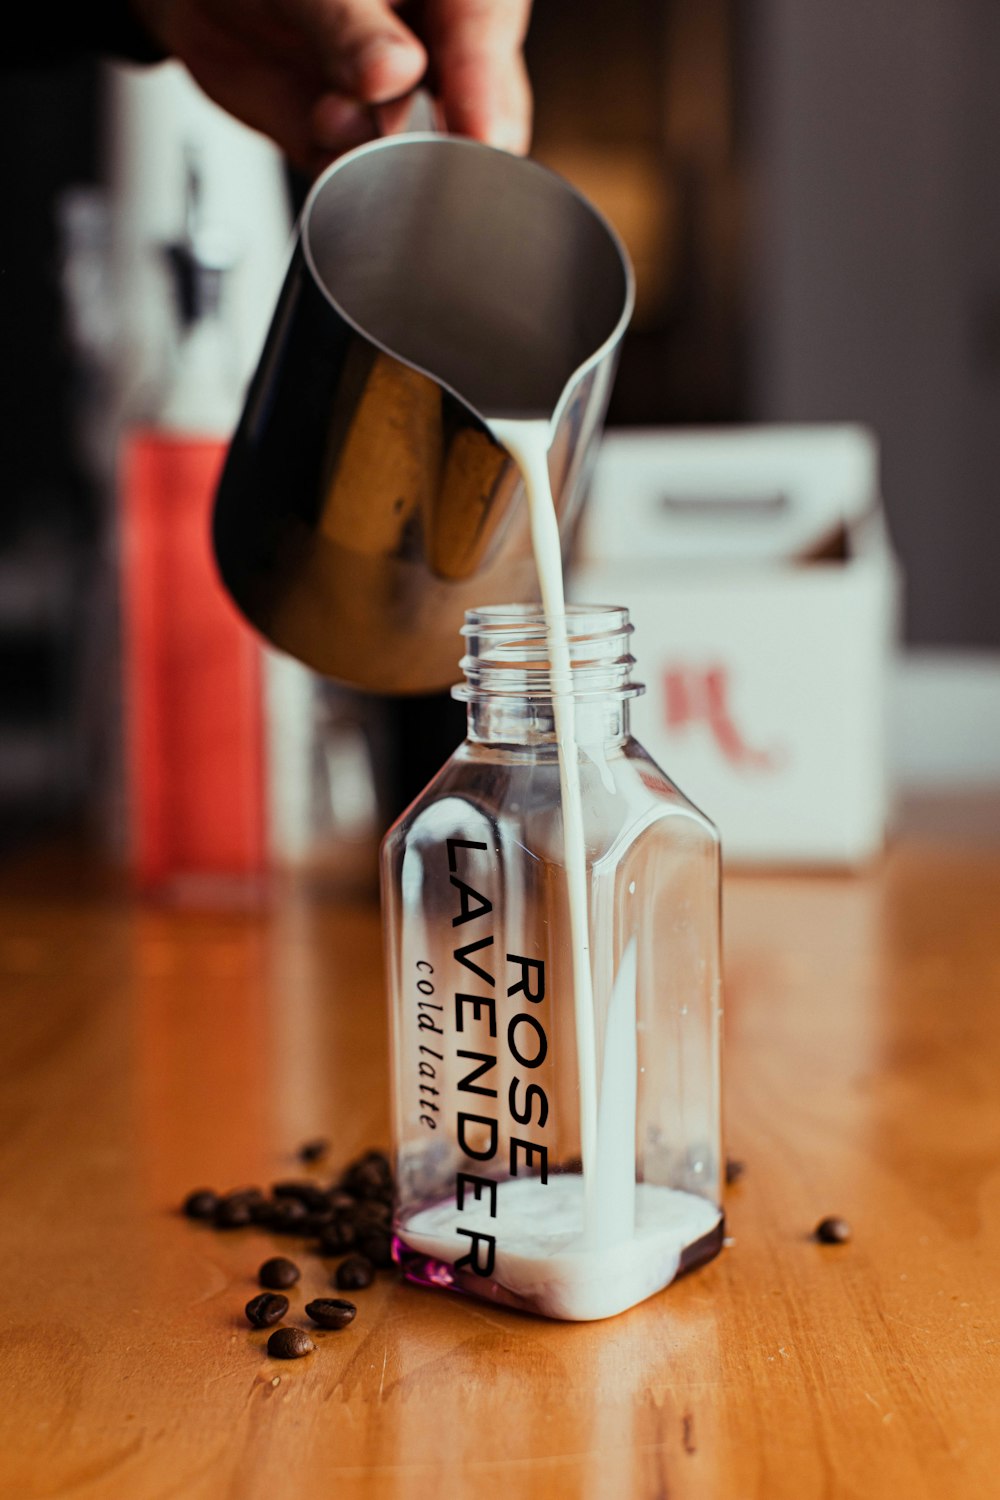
[453,604,643,750]
[467,694,631,748]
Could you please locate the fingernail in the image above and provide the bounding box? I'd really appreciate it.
[489,118,530,155]
[350,35,415,90]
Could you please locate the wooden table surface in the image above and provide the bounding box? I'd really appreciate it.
[2,801,1000,1500]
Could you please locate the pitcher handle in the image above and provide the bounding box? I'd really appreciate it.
[372,88,442,138]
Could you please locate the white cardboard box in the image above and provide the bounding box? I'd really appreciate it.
[571,426,901,866]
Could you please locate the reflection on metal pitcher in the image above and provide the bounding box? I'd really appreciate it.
[213,134,634,692]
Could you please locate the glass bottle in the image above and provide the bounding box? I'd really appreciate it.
[381,605,723,1321]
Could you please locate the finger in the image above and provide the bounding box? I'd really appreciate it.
[309,90,377,152]
[423,0,533,152]
[285,0,428,102]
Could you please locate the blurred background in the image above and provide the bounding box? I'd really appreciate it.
[2,0,998,880]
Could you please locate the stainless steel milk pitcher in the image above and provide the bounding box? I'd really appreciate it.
[213,133,634,693]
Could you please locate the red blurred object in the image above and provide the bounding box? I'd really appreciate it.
[120,432,266,890]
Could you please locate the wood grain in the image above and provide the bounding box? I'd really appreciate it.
[1,809,999,1499]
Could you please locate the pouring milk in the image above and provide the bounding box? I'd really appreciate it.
[400,417,721,1321]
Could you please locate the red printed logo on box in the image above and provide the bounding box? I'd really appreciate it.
[664,666,784,771]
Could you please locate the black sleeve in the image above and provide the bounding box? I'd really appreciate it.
[3,0,168,67]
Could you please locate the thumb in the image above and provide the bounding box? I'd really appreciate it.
[302,0,428,103]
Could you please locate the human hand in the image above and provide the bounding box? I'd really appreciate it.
[131,0,533,174]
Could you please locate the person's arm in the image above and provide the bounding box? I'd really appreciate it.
[15,0,532,174]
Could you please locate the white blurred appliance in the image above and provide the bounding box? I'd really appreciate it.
[572,425,901,866]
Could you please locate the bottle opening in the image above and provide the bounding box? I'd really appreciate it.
[453,603,644,702]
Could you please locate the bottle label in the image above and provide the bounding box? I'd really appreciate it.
[441,837,551,1279]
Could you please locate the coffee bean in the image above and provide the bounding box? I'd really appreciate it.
[259,1256,301,1289]
[214,1196,253,1229]
[335,1255,374,1291]
[182,1189,218,1220]
[298,1209,335,1236]
[271,1181,329,1212]
[341,1148,390,1183]
[298,1138,329,1165]
[246,1199,278,1228]
[226,1187,266,1207]
[318,1217,358,1256]
[328,1190,357,1212]
[222,1187,267,1221]
[815,1216,851,1245]
[341,1155,392,1200]
[356,1228,392,1269]
[270,1181,305,1199]
[245,1293,289,1328]
[269,1198,309,1233]
[305,1298,357,1330]
[266,1327,314,1360]
[250,1194,289,1230]
[353,1199,392,1230]
[725,1158,746,1186]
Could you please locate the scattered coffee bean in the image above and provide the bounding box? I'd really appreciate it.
[270,1181,305,1200]
[725,1158,746,1186]
[815,1216,851,1245]
[354,1199,392,1230]
[214,1195,253,1229]
[301,1194,333,1218]
[296,1212,328,1236]
[298,1138,329,1165]
[245,1293,289,1328]
[335,1255,375,1290]
[259,1256,301,1290]
[318,1217,358,1256]
[268,1198,309,1233]
[182,1189,218,1220]
[266,1327,314,1360]
[180,1146,399,1353]
[356,1228,392,1269]
[305,1297,357,1330]
[340,1151,392,1200]
[227,1187,266,1208]
[298,1210,335,1236]
[271,1181,329,1212]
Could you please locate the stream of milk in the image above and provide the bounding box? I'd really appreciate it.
[489,418,602,1244]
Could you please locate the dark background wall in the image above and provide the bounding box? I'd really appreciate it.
[749,0,1000,647]
[0,61,101,845]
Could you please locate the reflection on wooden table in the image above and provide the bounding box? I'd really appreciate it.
[1,801,999,1499]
